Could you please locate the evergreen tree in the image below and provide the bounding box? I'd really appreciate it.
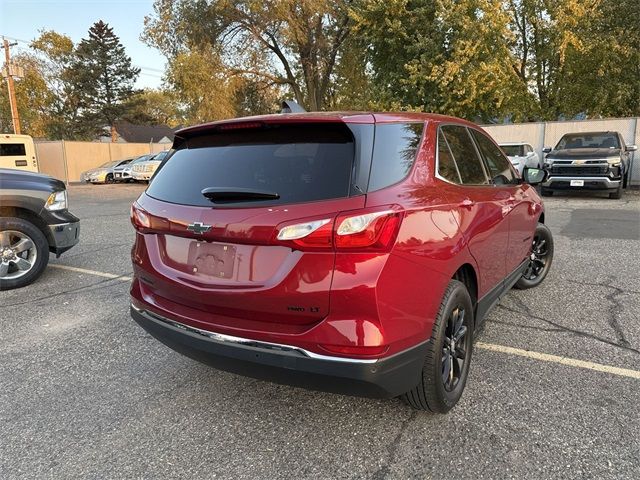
[70,21,140,140]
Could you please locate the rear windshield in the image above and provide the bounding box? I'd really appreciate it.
[500,145,524,156]
[147,124,355,207]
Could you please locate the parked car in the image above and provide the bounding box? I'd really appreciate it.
[113,154,153,183]
[541,131,636,199]
[0,134,38,172]
[499,142,540,175]
[129,111,552,413]
[81,158,133,184]
[0,169,80,290]
[131,151,170,182]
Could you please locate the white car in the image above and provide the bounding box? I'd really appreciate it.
[499,142,540,175]
[113,154,153,182]
[131,151,170,182]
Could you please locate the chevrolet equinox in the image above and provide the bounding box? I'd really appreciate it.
[129,112,553,412]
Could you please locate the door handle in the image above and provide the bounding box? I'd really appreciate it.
[460,199,474,210]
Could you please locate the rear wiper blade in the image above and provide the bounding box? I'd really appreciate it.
[201,187,280,203]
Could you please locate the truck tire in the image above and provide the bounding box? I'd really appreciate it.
[609,183,623,199]
[0,217,50,290]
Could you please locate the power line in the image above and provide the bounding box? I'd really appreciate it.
[0,33,166,76]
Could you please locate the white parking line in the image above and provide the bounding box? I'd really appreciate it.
[49,264,132,281]
[477,342,640,380]
[46,264,640,380]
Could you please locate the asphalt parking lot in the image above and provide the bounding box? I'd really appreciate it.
[1,184,639,479]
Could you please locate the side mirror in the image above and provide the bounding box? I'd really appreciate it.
[542,146,552,153]
[526,151,535,158]
[523,167,547,185]
[626,144,637,152]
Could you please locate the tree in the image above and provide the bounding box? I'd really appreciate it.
[351,0,532,121]
[123,88,185,126]
[70,21,140,140]
[29,30,88,139]
[0,52,53,137]
[143,0,355,111]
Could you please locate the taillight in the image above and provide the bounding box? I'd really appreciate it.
[275,218,334,250]
[130,202,151,231]
[335,210,401,251]
[274,207,403,252]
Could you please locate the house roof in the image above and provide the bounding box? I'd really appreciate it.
[114,122,176,143]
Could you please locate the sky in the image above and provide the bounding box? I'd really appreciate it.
[0,0,165,89]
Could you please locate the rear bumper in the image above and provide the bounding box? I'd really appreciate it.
[130,304,427,398]
[543,176,621,190]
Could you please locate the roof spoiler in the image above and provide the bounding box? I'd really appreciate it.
[280,100,306,114]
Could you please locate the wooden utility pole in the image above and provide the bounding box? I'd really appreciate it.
[2,38,21,135]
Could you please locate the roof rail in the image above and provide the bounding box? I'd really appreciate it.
[280,100,306,114]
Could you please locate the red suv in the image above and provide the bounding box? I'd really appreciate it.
[130,112,553,412]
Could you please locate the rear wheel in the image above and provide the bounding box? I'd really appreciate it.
[401,280,474,413]
[514,223,553,289]
[0,217,49,290]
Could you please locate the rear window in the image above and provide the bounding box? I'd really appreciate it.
[367,123,424,191]
[147,124,355,207]
[0,143,26,156]
[500,145,524,156]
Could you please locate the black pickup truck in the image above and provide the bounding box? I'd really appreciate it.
[541,131,636,199]
[0,169,80,290]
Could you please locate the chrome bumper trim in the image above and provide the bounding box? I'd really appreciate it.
[543,176,621,186]
[131,304,379,364]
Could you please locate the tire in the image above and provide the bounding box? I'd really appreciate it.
[105,174,114,184]
[514,223,554,290]
[541,188,553,197]
[401,280,474,413]
[609,183,623,199]
[0,217,50,291]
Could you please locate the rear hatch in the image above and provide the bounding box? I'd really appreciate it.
[134,119,373,329]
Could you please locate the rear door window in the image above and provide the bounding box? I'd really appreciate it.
[147,123,356,207]
[441,125,488,185]
[367,123,424,191]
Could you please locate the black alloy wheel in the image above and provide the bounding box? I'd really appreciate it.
[442,306,469,392]
[515,223,554,289]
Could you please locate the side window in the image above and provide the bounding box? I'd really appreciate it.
[437,130,461,183]
[471,130,518,185]
[0,143,27,156]
[368,123,424,191]
[441,125,488,185]
[525,144,532,154]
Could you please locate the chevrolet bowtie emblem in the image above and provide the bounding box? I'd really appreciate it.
[187,222,212,234]
[572,159,587,165]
